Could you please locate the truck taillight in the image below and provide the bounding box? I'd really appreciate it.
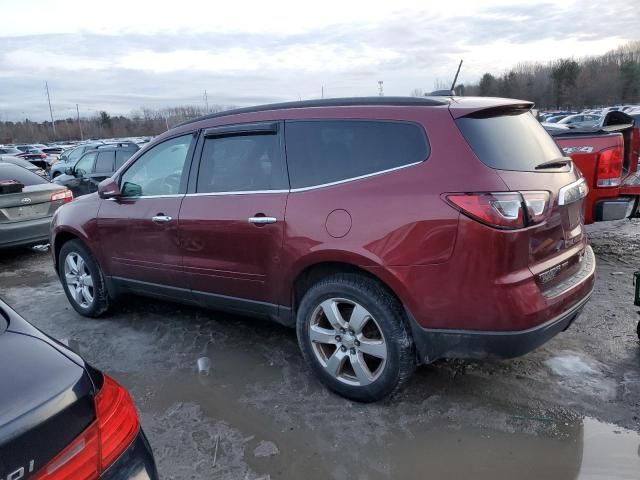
[596,147,623,187]
[32,375,139,480]
[51,189,73,203]
[445,191,550,230]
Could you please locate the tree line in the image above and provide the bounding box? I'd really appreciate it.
[458,41,640,109]
[0,105,227,144]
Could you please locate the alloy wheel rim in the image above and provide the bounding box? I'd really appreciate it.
[309,298,387,386]
[64,252,94,308]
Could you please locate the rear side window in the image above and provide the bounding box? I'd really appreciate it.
[94,151,115,173]
[197,134,287,193]
[0,164,48,186]
[456,112,563,171]
[285,120,429,189]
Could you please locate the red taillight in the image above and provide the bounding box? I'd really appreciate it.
[39,153,48,158]
[596,147,623,187]
[33,375,139,479]
[51,189,73,204]
[445,191,550,229]
[95,375,139,469]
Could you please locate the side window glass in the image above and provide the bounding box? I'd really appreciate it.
[285,120,429,189]
[115,150,133,170]
[74,152,97,176]
[94,151,115,173]
[120,134,192,197]
[197,133,287,193]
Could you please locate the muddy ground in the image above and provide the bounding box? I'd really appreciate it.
[1,220,639,479]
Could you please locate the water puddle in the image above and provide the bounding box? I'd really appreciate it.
[115,349,640,480]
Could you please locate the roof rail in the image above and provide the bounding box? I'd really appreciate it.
[174,96,449,128]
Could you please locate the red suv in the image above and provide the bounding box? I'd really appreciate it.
[51,97,595,402]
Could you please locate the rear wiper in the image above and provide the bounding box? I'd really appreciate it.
[535,158,571,170]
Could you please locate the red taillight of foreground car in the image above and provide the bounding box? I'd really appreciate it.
[95,375,140,469]
[596,147,623,187]
[51,189,73,204]
[445,191,550,229]
[32,375,139,480]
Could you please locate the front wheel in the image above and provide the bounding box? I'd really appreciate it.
[59,240,110,317]
[296,273,415,402]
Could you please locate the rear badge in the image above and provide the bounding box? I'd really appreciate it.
[562,146,594,154]
[20,197,32,204]
[539,260,570,284]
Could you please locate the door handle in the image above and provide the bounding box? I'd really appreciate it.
[248,216,277,225]
[152,215,173,224]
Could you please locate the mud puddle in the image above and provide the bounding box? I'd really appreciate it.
[110,343,640,480]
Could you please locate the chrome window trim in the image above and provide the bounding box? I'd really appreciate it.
[114,194,185,200]
[186,189,289,197]
[289,160,423,193]
[558,177,588,206]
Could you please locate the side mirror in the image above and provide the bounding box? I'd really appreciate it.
[98,177,122,199]
[65,167,74,175]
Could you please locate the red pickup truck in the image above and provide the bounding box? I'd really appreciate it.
[544,111,640,224]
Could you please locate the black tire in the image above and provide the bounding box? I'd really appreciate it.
[59,239,110,317]
[52,172,61,179]
[296,273,415,402]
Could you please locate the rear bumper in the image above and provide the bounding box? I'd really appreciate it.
[408,287,592,363]
[593,197,636,221]
[100,429,158,480]
[0,216,52,248]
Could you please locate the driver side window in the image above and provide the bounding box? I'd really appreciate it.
[120,134,193,197]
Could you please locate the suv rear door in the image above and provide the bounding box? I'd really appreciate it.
[179,122,288,317]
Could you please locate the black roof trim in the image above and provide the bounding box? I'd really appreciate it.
[175,96,449,128]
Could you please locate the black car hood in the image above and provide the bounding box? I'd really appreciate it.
[0,300,96,478]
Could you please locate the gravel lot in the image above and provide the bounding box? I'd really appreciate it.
[1,220,639,479]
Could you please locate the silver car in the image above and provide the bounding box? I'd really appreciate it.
[0,163,72,249]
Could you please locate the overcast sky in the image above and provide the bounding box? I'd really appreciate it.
[1,0,638,120]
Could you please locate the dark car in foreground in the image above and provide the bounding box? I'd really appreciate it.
[51,96,595,402]
[0,163,71,249]
[0,298,158,480]
[53,142,139,198]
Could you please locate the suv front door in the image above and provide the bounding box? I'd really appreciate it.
[97,133,196,295]
[179,122,289,317]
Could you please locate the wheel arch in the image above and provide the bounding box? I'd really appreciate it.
[290,260,411,319]
[52,227,96,274]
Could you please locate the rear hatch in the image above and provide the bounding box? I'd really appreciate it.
[453,104,588,292]
[0,305,96,478]
[0,184,67,223]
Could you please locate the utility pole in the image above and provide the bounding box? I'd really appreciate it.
[321,86,324,99]
[204,90,209,112]
[45,81,56,137]
[378,80,384,96]
[76,104,84,141]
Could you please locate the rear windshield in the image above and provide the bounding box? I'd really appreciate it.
[456,111,563,171]
[0,164,49,186]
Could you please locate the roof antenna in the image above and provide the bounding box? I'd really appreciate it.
[450,59,463,93]
[430,59,463,96]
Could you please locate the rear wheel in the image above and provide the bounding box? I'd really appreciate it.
[296,273,415,402]
[59,240,110,317]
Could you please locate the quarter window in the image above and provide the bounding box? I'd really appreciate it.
[120,134,193,197]
[285,120,429,189]
[197,133,287,193]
